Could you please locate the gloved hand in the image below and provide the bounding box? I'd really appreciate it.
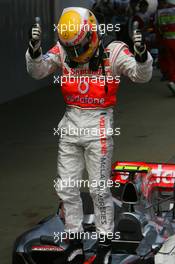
[132,22,147,63]
[28,23,42,59]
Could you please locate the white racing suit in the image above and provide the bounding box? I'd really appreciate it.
[26,41,153,235]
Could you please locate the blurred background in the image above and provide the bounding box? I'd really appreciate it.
[1,1,175,264]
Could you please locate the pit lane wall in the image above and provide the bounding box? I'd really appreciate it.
[0,0,54,104]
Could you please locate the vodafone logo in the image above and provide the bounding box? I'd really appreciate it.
[78,81,89,94]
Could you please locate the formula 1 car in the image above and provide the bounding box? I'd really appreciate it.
[12,161,175,264]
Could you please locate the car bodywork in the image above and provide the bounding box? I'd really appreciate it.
[13,161,175,264]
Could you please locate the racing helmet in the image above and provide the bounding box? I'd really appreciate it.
[57,7,100,64]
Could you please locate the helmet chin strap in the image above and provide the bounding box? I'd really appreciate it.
[74,47,79,58]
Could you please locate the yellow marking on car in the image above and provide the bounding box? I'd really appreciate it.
[114,165,150,172]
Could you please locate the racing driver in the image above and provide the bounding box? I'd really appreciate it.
[26,7,153,264]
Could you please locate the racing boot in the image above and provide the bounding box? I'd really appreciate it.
[94,236,112,264]
[66,233,85,264]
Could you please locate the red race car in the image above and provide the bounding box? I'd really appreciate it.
[13,161,175,264]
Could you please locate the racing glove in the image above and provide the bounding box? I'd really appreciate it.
[28,22,42,59]
[132,22,148,63]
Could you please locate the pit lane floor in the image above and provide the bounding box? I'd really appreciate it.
[0,69,175,264]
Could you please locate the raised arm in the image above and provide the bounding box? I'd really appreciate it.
[111,44,153,83]
[25,22,62,80]
[111,25,153,83]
